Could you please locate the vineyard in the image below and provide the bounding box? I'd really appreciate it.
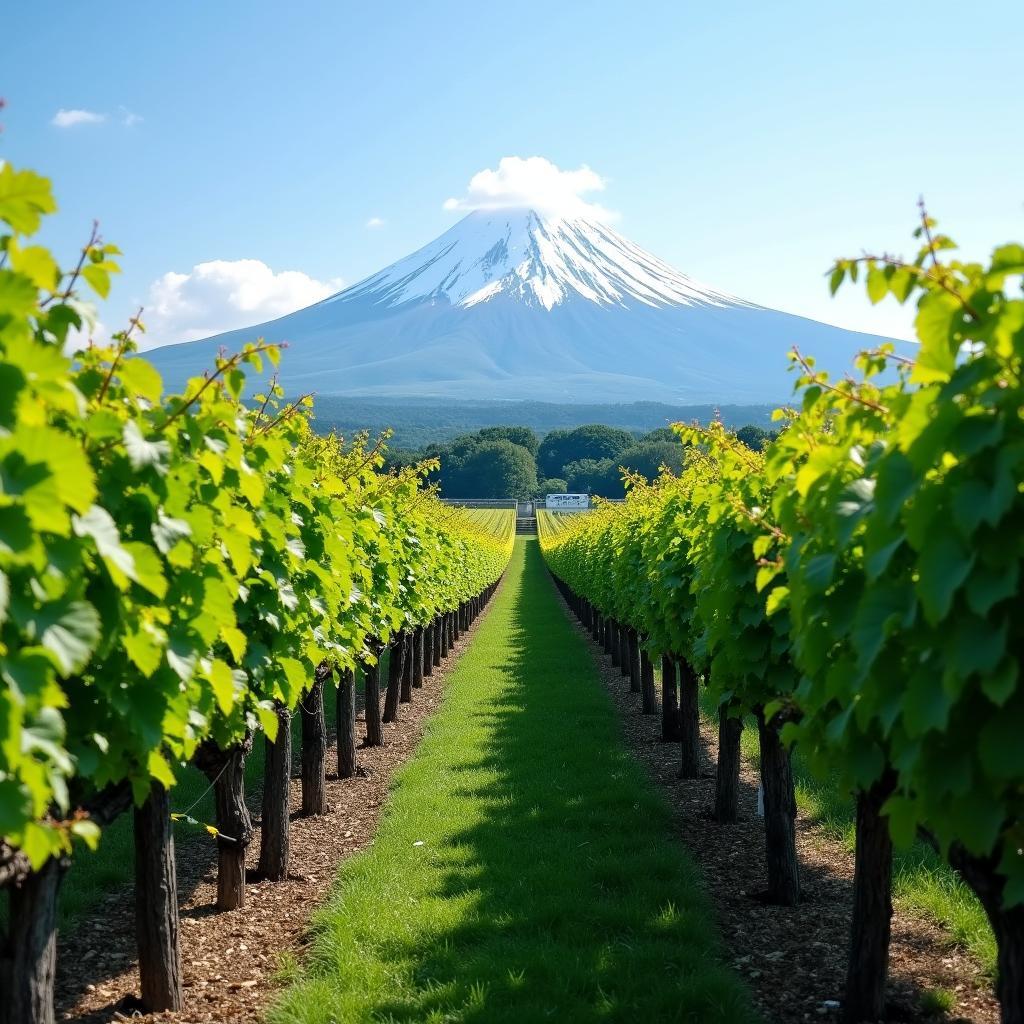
[538,221,1024,1023]
[2,153,1022,1024]
[0,162,515,1024]
[462,507,518,543]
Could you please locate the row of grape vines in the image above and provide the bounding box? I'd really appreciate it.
[463,507,519,541]
[0,163,516,1024]
[539,218,1024,1023]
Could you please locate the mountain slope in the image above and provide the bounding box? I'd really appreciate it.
[145,208,888,403]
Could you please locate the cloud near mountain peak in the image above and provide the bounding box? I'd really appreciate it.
[443,156,617,221]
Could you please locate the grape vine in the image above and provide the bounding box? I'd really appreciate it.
[539,213,1024,1021]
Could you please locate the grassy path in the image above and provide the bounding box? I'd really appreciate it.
[271,539,757,1023]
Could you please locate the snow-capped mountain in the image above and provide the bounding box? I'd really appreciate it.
[145,209,886,404]
[337,209,741,311]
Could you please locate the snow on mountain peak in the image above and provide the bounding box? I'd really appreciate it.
[329,208,745,313]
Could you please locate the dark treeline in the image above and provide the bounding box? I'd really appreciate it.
[311,397,776,449]
[384,423,778,499]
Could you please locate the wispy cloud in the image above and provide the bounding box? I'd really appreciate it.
[366,217,385,229]
[52,108,106,128]
[444,156,616,221]
[142,258,344,349]
[119,106,143,127]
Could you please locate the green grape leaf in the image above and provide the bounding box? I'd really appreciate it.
[30,598,102,675]
[122,420,171,473]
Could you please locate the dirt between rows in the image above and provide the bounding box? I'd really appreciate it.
[54,603,494,1024]
[558,602,1000,1024]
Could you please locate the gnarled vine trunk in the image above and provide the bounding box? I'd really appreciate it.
[661,654,680,741]
[301,665,329,816]
[423,622,435,676]
[383,632,406,723]
[134,781,183,1012]
[401,631,414,702]
[640,648,657,714]
[0,854,67,1024]
[336,668,357,778]
[714,703,742,823]
[627,628,641,694]
[258,704,291,879]
[679,659,701,779]
[843,773,896,1024]
[756,706,800,906]
[412,627,425,689]
[194,736,254,911]
[362,652,383,747]
[949,843,1024,1024]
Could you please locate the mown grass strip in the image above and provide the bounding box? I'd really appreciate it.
[270,539,758,1024]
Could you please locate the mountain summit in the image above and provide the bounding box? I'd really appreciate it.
[146,209,885,403]
[338,208,742,311]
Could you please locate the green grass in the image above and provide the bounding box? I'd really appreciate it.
[701,694,996,973]
[920,987,957,1015]
[270,539,758,1024]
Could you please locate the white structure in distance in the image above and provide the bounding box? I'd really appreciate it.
[546,493,590,510]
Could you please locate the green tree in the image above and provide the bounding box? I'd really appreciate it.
[477,425,540,455]
[538,424,634,478]
[618,440,686,479]
[536,477,568,497]
[564,458,615,495]
[639,427,678,443]
[445,440,538,498]
[735,424,776,451]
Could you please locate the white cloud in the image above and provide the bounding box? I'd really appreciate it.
[443,156,616,221]
[142,258,344,349]
[52,108,106,128]
[119,106,143,127]
[366,216,385,229]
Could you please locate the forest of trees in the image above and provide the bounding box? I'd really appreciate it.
[385,423,778,499]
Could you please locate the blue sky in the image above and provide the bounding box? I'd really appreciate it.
[5,0,1022,348]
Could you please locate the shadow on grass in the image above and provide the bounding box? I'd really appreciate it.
[271,541,759,1024]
